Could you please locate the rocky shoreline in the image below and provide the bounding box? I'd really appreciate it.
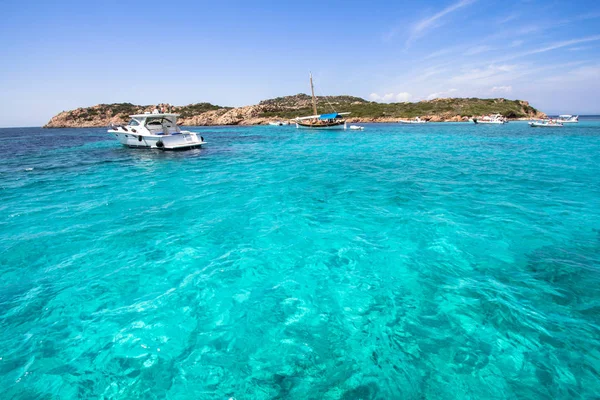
[43,95,547,128]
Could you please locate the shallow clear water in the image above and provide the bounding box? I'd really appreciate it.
[1,121,600,399]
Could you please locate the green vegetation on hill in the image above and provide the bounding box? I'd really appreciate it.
[44,95,545,128]
[80,102,227,119]
[259,96,542,119]
[177,102,230,118]
[99,103,142,115]
[76,103,142,121]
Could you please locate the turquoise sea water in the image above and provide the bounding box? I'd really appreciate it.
[1,121,600,399]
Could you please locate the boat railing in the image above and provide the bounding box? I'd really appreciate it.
[108,123,139,133]
[108,123,125,131]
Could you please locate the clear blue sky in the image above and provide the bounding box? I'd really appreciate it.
[1,0,599,127]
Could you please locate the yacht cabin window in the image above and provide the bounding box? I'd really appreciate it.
[128,119,141,126]
[146,117,174,126]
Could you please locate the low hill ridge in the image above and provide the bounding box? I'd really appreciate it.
[43,95,546,127]
[259,94,368,108]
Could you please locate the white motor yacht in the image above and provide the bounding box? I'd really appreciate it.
[529,119,563,128]
[471,114,507,124]
[108,112,206,150]
[557,115,579,123]
[399,117,427,124]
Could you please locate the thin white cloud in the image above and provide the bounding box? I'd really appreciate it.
[382,26,401,42]
[414,65,449,82]
[491,35,600,63]
[464,45,493,55]
[515,25,542,35]
[369,93,385,101]
[510,40,524,47]
[425,48,454,59]
[406,0,477,47]
[451,64,518,83]
[424,25,525,60]
[491,86,512,93]
[567,46,592,51]
[370,92,414,103]
[427,88,458,100]
[440,61,589,93]
[544,65,600,83]
[496,13,600,41]
[396,92,413,102]
[526,35,600,56]
[510,61,590,81]
[557,11,600,25]
[498,13,519,24]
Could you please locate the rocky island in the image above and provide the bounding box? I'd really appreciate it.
[44,95,546,128]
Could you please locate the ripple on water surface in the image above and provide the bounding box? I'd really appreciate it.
[1,123,600,398]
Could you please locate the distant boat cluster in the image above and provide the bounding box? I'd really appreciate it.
[470,114,508,124]
[466,113,579,128]
[399,117,428,124]
[529,114,578,128]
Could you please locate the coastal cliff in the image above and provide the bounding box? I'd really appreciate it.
[43,95,546,128]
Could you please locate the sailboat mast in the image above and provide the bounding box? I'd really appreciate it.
[310,72,318,116]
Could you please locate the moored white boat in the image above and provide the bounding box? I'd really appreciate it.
[108,111,205,150]
[529,120,563,128]
[399,117,427,124]
[268,121,289,126]
[557,114,578,123]
[349,125,364,130]
[471,114,507,124]
[294,73,349,130]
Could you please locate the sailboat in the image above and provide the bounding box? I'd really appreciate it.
[293,73,349,130]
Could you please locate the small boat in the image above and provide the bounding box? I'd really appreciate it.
[399,117,427,124]
[349,125,364,130]
[294,73,349,130]
[268,121,289,126]
[471,114,507,124]
[557,114,579,123]
[529,119,563,128]
[108,111,206,150]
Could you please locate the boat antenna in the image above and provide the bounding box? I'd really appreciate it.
[310,72,318,116]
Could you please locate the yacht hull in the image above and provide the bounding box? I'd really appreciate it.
[295,121,347,130]
[529,122,563,128]
[473,120,506,124]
